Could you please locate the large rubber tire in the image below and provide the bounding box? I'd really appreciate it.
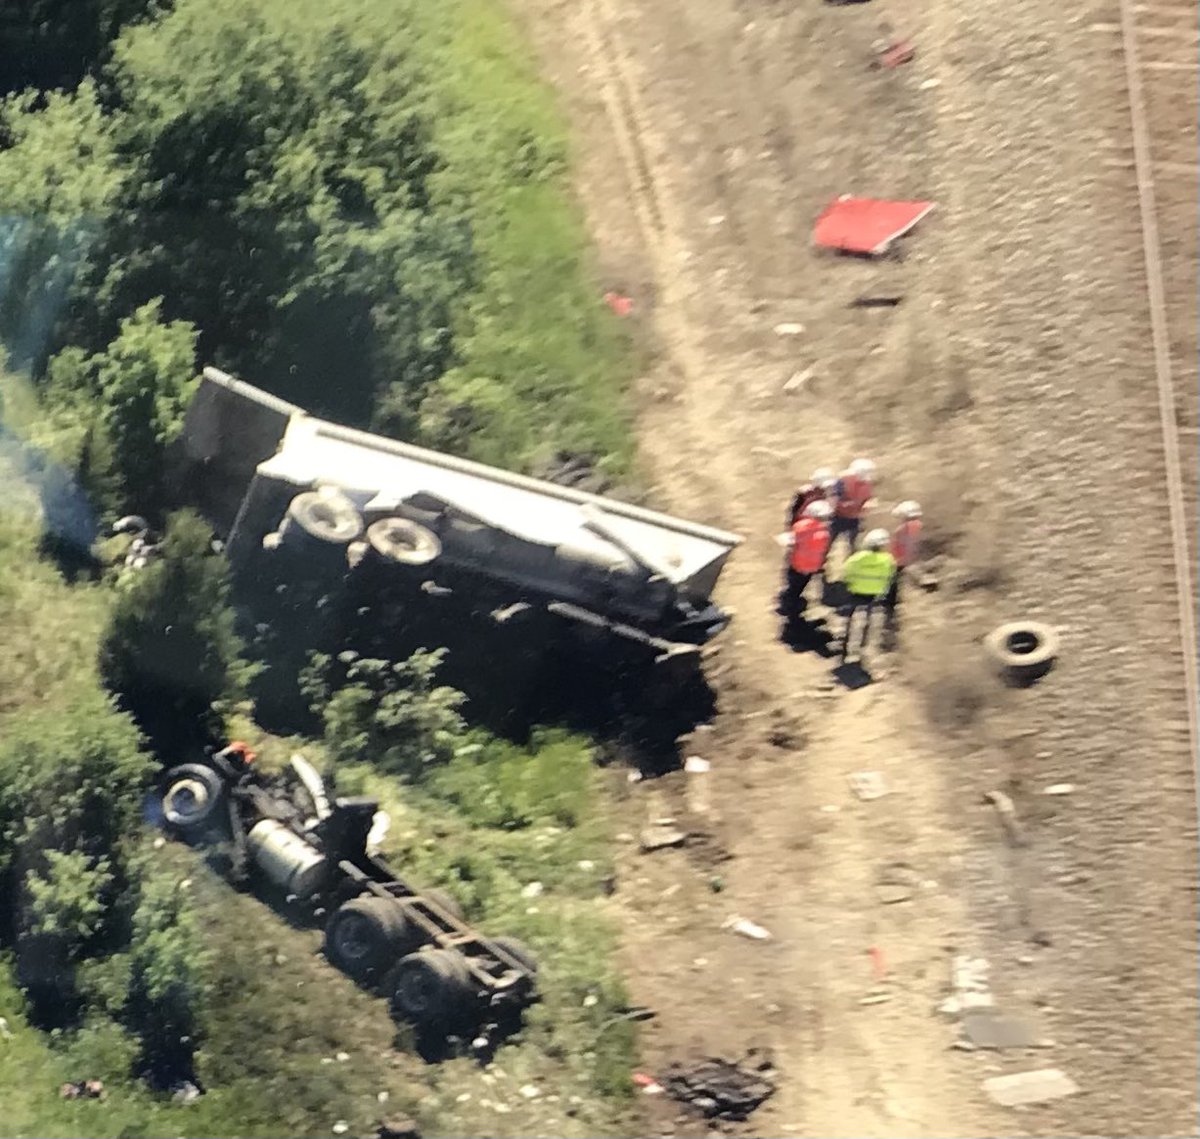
[985,620,1060,685]
[489,935,539,978]
[366,517,441,567]
[160,764,226,833]
[281,489,363,545]
[422,888,465,924]
[324,895,414,981]
[389,949,475,1035]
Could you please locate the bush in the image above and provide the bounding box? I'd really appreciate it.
[99,509,251,751]
[302,649,466,779]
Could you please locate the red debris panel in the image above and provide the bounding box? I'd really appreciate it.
[813,196,936,256]
[604,291,633,317]
[875,39,915,68]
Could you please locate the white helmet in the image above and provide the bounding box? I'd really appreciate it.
[893,500,922,519]
[803,500,833,520]
[849,458,876,480]
[864,528,890,550]
[810,466,835,486]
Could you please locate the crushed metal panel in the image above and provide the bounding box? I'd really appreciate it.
[813,196,936,255]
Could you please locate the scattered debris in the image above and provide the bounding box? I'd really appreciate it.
[920,77,941,90]
[848,770,889,801]
[0,1016,10,1039]
[859,990,892,1006]
[519,1084,541,1099]
[984,789,1026,848]
[872,39,915,69]
[632,1071,666,1096]
[604,291,633,317]
[641,824,688,852]
[982,1068,1079,1108]
[813,196,936,256]
[773,322,805,336]
[961,1010,1049,1050]
[170,1080,202,1104]
[60,1080,105,1101]
[867,946,887,980]
[710,875,724,893]
[850,294,904,308]
[940,955,994,1016]
[782,367,814,394]
[520,881,544,899]
[684,755,711,774]
[874,862,919,904]
[1043,783,1075,796]
[661,1052,777,1121]
[723,915,772,941]
[377,1116,422,1139]
[627,769,643,783]
[332,1122,349,1135]
[914,566,940,591]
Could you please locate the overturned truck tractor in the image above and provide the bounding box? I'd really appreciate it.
[160,744,537,1047]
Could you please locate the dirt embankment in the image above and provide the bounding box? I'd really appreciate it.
[512,0,1198,1136]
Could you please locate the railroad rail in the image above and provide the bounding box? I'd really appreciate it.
[1113,0,1200,764]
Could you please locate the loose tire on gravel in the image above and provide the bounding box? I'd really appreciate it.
[985,620,1060,685]
[489,936,539,978]
[365,517,441,567]
[324,895,415,981]
[389,948,475,1035]
[161,764,226,833]
[279,488,363,546]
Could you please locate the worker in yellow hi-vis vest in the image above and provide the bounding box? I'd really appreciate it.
[840,528,897,663]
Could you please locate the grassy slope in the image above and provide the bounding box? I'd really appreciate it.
[0,2,640,1135]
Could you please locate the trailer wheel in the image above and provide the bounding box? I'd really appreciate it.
[490,936,539,977]
[985,620,1059,685]
[366,517,441,567]
[160,764,226,833]
[423,888,465,923]
[324,895,414,981]
[389,949,474,1035]
[281,489,363,545]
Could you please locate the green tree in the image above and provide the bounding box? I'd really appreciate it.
[27,849,114,946]
[99,509,250,751]
[302,649,466,779]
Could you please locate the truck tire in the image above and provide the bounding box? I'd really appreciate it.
[985,620,1059,685]
[366,517,441,567]
[490,936,539,977]
[280,489,363,546]
[324,895,415,981]
[389,949,475,1035]
[160,764,226,833]
[423,888,465,923]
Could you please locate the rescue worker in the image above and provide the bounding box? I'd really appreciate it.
[829,458,877,558]
[840,527,896,662]
[786,467,837,527]
[885,500,922,622]
[781,499,833,620]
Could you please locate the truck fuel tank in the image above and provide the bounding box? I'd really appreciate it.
[246,818,330,899]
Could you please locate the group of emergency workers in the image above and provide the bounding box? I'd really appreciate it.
[779,458,923,662]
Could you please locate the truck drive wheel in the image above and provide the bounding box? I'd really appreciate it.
[389,949,475,1035]
[325,895,415,981]
[161,764,226,833]
[985,620,1060,685]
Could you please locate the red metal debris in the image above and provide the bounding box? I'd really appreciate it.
[867,945,887,980]
[813,196,936,256]
[876,39,915,68]
[604,291,633,317]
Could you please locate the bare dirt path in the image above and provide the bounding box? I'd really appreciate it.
[510,0,1198,1135]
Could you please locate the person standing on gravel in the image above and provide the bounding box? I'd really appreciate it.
[781,499,833,620]
[840,528,895,662]
[829,458,876,559]
[785,467,837,527]
[884,500,922,622]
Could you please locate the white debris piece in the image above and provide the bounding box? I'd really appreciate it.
[848,771,889,801]
[773,322,805,336]
[723,915,773,941]
[1043,783,1076,796]
[335,1051,350,1062]
[521,881,544,899]
[983,1068,1080,1107]
[577,859,595,871]
[519,1085,541,1099]
[943,954,993,1015]
[583,994,599,1008]
[332,1123,349,1135]
[684,755,711,773]
[366,810,391,853]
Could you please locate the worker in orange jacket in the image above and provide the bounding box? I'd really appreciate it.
[829,458,876,559]
[785,467,837,527]
[781,500,833,621]
[884,500,922,621]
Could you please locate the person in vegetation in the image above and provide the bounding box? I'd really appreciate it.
[781,499,833,621]
[840,527,896,663]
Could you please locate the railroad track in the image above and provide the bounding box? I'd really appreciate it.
[1107,0,1200,763]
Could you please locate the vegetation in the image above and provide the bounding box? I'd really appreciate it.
[0,0,640,1134]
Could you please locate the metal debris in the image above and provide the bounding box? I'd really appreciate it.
[661,1052,777,1121]
[723,915,772,941]
[874,862,919,904]
[985,789,1026,847]
[773,322,805,336]
[982,1068,1079,1107]
[1043,783,1075,796]
[684,755,711,773]
[961,1010,1048,1050]
[640,824,688,852]
[848,770,889,800]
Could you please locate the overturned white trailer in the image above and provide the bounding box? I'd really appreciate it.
[179,367,741,710]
